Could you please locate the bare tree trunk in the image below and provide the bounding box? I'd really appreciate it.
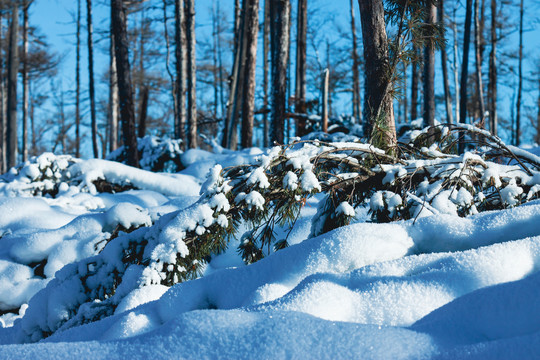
[21,0,29,161]
[515,0,523,146]
[138,86,149,138]
[439,0,453,124]
[212,2,219,118]
[350,0,361,124]
[423,1,436,128]
[241,0,260,148]
[174,0,186,144]
[185,0,197,148]
[322,68,329,133]
[410,43,419,122]
[453,5,460,124]
[357,0,396,148]
[488,0,497,135]
[403,61,408,124]
[223,0,245,149]
[111,0,139,167]
[295,0,307,136]
[75,0,82,157]
[474,0,485,124]
[6,3,19,169]
[0,13,5,172]
[87,0,99,158]
[270,0,290,145]
[216,1,226,119]
[262,0,270,147]
[459,0,473,152]
[109,33,119,152]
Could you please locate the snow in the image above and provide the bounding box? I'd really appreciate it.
[1,144,540,359]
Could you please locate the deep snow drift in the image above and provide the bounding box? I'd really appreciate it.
[0,144,539,359]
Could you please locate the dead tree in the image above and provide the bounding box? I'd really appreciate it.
[76,0,82,157]
[295,0,307,136]
[241,0,260,148]
[6,2,19,169]
[439,0,453,123]
[423,1,436,128]
[516,0,523,146]
[174,0,186,143]
[474,0,485,123]
[21,0,30,161]
[270,0,290,145]
[350,0,361,124]
[357,0,396,148]
[111,0,139,167]
[87,0,98,158]
[488,0,497,135]
[185,0,197,148]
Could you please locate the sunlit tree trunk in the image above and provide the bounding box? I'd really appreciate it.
[87,0,99,158]
[423,1,436,128]
[185,0,197,148]
[6,3,19,168]
[295,0,307,136]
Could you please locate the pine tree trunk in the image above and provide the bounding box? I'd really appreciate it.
[21,1,29,162]
[6,3,19,169]
[453,5,460,124]
[536,77,540,144]
[439,0,453,124]
[109,33,119,152]
[223,0,245,149]
[270,0,290,145]
[474,0,485,123]
[295,0,307,136]
[0,12,5,172]
[262,0,270,147]
[515,0,523,146]
[488,0,497,135]
[423,1,436,128]
[350,0,361,125]
[138,86,149,138]
[241,0,259,148]
[322,68,329,133]
[410,43,419,122]
[75,0,82,157]
[111,0,139,167]
[459,0,473,152]
[87,0,99,158]
[185,0,197,148]
[174,0,186,144]
[357,0,396,148]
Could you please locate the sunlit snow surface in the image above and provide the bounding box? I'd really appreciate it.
[0,149,539,359]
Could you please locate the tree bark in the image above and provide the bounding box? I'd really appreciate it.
[0,12,5,172]
[21,0,29,161]
[87,0,99,158]
[410,43,419,122]
[111,0,139,167]
[453,5,460,124]
[262,0,270,147]
[322,68,329,133]
[76,0,82,157]
[350,0,361,125]
[423,1,436,128]
[515,0,523,146]
[138,86,149,138]
[241,0,260,148]
[6,3,19,169]
[270,0,290,145]
[474,0,485,123]
[295,0,307,136]
[185,0,197,148]
[109,31,119,153]
[488,0,497,135]
[439,0,453,124]
[174,0,186,144]
[459,0,473,152]
[357,0,396,148]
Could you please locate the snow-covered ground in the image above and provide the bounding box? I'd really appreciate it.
[0,146,539,359]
